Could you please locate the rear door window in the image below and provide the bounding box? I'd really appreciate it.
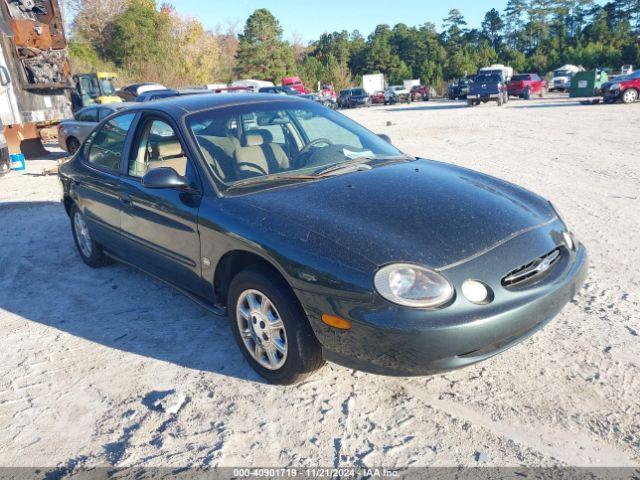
[76,108,98,122]
[86,113,136,173]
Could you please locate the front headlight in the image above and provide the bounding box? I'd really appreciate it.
[374,263,454,308]
[609,83,621,90]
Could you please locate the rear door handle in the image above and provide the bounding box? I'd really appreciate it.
[119,194,132,206]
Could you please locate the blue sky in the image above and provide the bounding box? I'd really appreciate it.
[170,0,513,42]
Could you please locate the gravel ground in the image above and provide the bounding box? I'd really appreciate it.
[0,96,639,469]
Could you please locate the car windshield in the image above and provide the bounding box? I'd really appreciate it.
[351,88,366,95]
[554,70,572,77]
[511,75,529,81]
[99,79,116,96]
[186,101,404,187]
[619,70,640,80]
[476,75,501,83]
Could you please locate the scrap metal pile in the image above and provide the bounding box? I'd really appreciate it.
[1,0,72,88]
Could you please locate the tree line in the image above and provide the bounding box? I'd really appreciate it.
[67,0,640,92]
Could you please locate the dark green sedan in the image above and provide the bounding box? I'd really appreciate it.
[58,94,588,384]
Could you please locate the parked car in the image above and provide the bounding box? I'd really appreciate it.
[135,89,180,102]
[319,83,336,100]
[410,85,430,101]
[385,85,411,104]
[57,103,135,153]
[117,83,167,101]
[467,74,508,106]
[507,74,546,99]
[282,76,307,94]
[259,86,300,95]
[370,91,386,104]
[301,93,337,109]
[447,78,471,100]
[337,88,370,108]
[601,69,640,104]
[231,79,274,92]
[58,93,587,384]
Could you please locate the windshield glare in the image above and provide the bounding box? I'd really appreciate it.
[187,102,402,186]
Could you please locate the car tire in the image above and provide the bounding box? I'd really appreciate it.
[523,88,531,100]
[228,266,324,385]
[67,137,81,155]
[70,205,111,268]
[622,89,638,104]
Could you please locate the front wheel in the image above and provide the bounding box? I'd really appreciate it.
[622,89,638,104]
[228,267,324,384]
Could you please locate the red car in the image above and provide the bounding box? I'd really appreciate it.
[370,91,386,104]
[507,74,546,99]
[282,76,307,94]
[602,70,640,104]
[410,85,430,101]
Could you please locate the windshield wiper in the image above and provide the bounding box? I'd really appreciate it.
[226,173,317,190]
[312,155,412,177]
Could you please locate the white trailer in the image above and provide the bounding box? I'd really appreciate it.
[362,73,385,94]
[403,79,420,91]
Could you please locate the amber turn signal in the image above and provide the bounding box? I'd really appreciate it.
[322,314,352,330]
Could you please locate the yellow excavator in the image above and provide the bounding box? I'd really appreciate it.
[71,72,122,111]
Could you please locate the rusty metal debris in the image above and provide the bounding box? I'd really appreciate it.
[1,0,71,88]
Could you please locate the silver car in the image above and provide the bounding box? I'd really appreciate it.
[58,103,134,154]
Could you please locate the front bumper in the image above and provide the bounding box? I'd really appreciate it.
[304,222,588,376]
[603,90,621,101]
[468,93,500,100]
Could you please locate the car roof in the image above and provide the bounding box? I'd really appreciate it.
[76,102,136,113]
[114,93,313,117]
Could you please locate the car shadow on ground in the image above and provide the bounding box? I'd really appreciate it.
[0,201,264,383]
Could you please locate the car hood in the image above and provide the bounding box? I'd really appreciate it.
[236,160,556,269]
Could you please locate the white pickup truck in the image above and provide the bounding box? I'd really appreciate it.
[548,65,583,92]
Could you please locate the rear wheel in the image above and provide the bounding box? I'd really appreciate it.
[67,137,81,155]
[228,266,324,384]
[70,205,111,268]
[622,89,638,104]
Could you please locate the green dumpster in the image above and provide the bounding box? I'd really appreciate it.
[569,70,609,98]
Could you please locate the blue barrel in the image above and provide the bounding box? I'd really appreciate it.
[10,153,26,171]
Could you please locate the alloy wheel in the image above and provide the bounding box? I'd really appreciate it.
[73,211,93,258]
[622,89,638,104]
[236,289,288,370]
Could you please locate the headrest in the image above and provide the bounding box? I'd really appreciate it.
[156,140,183,158]
[242,132,265,147]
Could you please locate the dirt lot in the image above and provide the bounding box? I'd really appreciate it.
[1,96,639,469]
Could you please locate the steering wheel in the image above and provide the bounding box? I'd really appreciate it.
[236,162,268,177]
[298,138,333,157]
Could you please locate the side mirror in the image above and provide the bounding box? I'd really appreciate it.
[378,133,392,144]
[142,167,190,190]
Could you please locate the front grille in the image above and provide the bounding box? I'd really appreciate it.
[502,249,561,288]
